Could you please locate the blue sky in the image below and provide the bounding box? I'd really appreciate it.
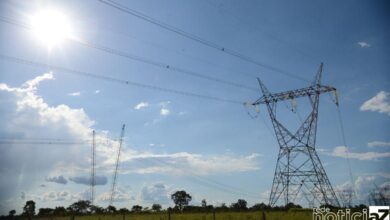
[0,0,389,214]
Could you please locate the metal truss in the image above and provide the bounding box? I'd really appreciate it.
[252,63,340,207]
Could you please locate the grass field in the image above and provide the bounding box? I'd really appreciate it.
[25,210,315,220]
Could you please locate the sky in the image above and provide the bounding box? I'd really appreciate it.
[0,0,389,215]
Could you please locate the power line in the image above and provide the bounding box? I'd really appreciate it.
[336,104,356,202]
[75,39,258,91]
[97,0,310,82]
[0,54,243,105]
[0,141,90,145]
[0,16,258,92]
[146,156,263,200]
[206,0,321,62]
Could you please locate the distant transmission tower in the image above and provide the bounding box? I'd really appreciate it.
[251,63,340,207]
[109,124,125,206]
[338,189,354,207]
[91,130,96,205]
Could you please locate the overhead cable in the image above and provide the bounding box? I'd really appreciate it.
[0,16,258,92]
[0,54,243,105]
[98,0,310,82]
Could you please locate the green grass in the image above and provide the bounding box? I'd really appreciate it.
[30,210,315,220]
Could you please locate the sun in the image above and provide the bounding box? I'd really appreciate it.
[30,9,72,49]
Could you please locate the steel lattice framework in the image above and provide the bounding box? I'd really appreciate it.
[91,130,96,205]
[109,124,126,206]
[252,63,340,207]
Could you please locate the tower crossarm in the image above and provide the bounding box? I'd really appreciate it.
[252,85,336,105]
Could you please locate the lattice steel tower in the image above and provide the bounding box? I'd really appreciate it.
[251,63,340,207]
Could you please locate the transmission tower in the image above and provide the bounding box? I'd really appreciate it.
[337,189,354,207]
[251,63,340,207]
[109,124,125,206]
[90,130,96,205]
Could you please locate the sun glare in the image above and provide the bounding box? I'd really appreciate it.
[30,9,72,49]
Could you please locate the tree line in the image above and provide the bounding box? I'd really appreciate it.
[1,190,368,218]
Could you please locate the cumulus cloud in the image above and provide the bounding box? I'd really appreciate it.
[116,152,261,176]
[357,42,370,48]
[159,101,170,116]
[45,175,68,184]
[335,176,390,203]
[149,143,165,147]
[23,73,54,90]
[69,175,107,186]
[139,183,171,204]
[329,146,390,161]
[0,73,262,212]
[0,73,95,213]
[360,91,390,115]
[68,92,81,96]
[31,190,89,202]
[98,187,135,203]
[368,141,390,148]
[40,191,70,202]
[160,108,170,116]
[134,102,149,110]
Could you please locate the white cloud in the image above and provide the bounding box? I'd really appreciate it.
[360,91,390,115]
[357,41,370,48]
[23,73,54,90]
[32,190,88,202]
[329,146,390,161]
[335,176,390,203]
[97,187,135,203]
[0,73,95,213]
[116,152,261,176]
[159,101,170,116]
[0,74,262,213]
[95,90,100,94]
[134,102,149,110]
[368,141,390,148]
[68,91,81,96]
[373,172,390,179]
[160,108,170,116]
[149,143,165,147]
[139,183,171,205]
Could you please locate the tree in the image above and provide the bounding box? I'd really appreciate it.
[231,199,247,211]
[215,203,229,212]
[284,202,301,210]
[152,204,162,212]
[118,208,130,214]
[8,210,16,217]
[67,200,91,214]
[250,203,270,211]
[171,190,192,211]
[131,205,143,212]
[53,206,67,215]
[201,199,207,208]
[23,200,36,217]
[106,205,117,214]
[38,208,53,216]
[90,205,105,214]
